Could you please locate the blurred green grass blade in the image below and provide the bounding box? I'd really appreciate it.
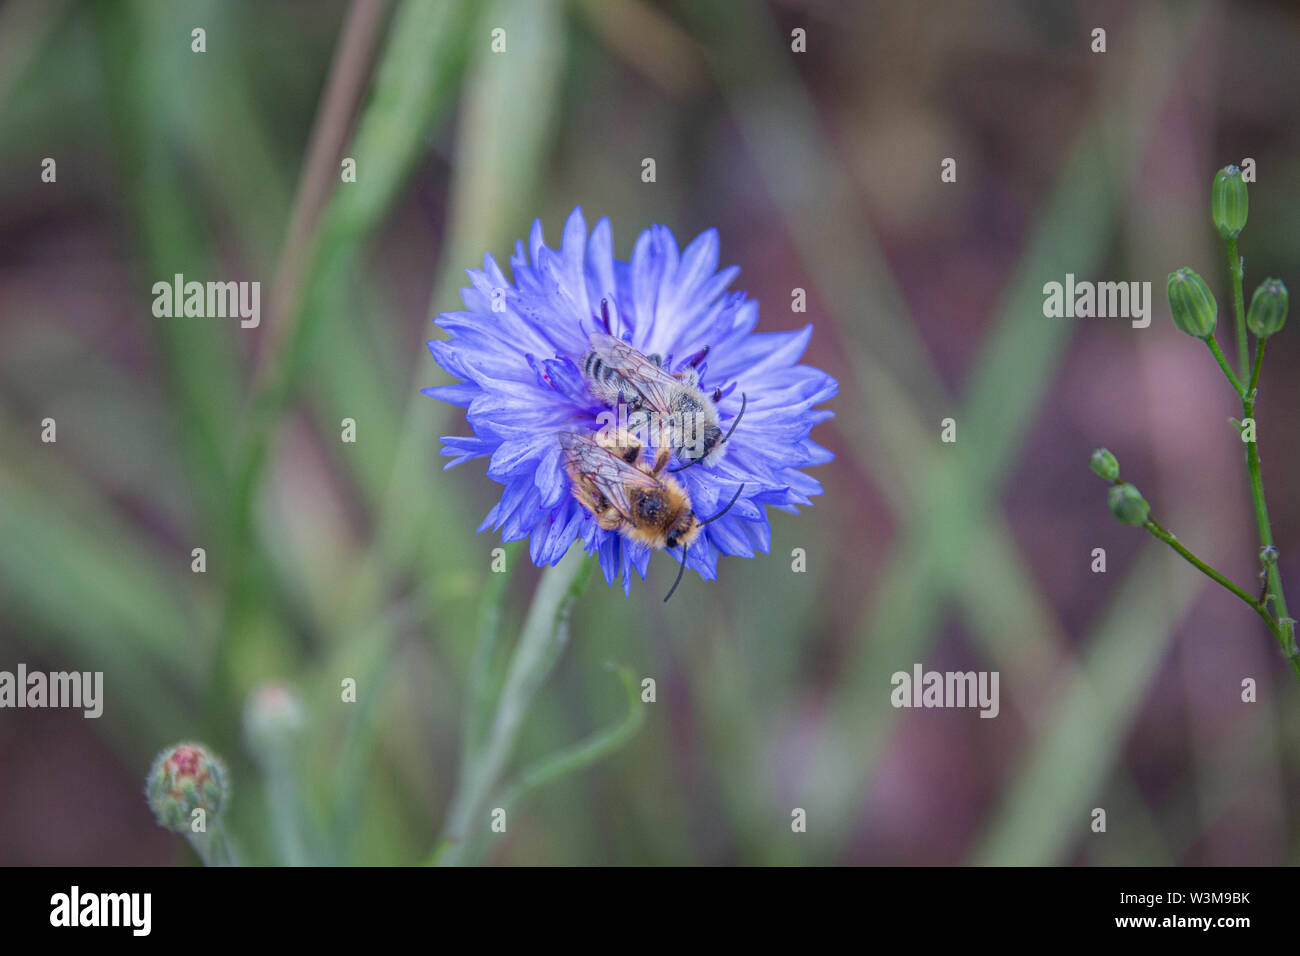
[768,117,1127,856]
[242,0,478,567]
[681,0,948,423]
[972,550,1200,864]
[4,326,192,527]
[370,0,567,583]
[954,126,1124,497]
[0,425,201,680]
[328,618,399,862]
[0,429,200,744]
[793,117,1182,865]
[244,0,476,436]
[463,540,525,767]
[214,0,476,725]
[0,0,70,113]
[430,0,566,297]
[94,2,245,534]
[345,0,566,704]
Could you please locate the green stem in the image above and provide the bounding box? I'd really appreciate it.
[461,539,524,776]
[433,545,593,866]
[494,663,646,817]
[1142,516,1269,622]
[1247,335,1265,401]
[1226,237,1249,381]
[187,821,238,866]
[263,744,309,866]
[1240,357,1298,676]
[1204,336,1244,396]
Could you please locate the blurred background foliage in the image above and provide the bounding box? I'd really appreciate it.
[2,0,1300,865]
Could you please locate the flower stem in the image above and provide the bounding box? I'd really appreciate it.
[1142,516,1267,619]
[1239,350,1299,676]
[187,822,238,866]
[263,745,309,866]
[1204,336,1245,396]
[433,544,592,866]
[1226,237,1249,381]
[1247,335,1265,400]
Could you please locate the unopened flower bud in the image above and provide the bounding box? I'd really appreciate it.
[243,682,306,755]
[1211,165,1248,239]
[1167,268,1217,339]
[1090,448,1120,481]
[146,742,229,833]
[1246,278,1287,338]
[1108,483,1150,526]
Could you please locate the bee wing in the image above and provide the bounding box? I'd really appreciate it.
[559,431,661,521]
[587,332,680,415]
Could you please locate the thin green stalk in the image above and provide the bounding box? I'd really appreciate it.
[187,822,238,867]
[1247,335,1265,400]
[433,545,592,866]
[1141,515,1273,630]
[1240,355,1297,673]
[263,745,309,866]
[1226,237,1249,380]
[462,540,524,773]
[495,663,646,815]
[1205,336,1244,396]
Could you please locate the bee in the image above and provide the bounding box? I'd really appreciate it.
[558,430,743,601]
[580,323,747,471]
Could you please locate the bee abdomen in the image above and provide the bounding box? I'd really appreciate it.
[582,351,631,397]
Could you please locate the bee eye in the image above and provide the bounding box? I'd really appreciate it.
[666,535,678,548]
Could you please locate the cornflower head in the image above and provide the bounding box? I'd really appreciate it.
[426,208,836,596]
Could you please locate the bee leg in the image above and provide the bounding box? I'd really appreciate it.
[663,545,688,603]
[651,446,671,475]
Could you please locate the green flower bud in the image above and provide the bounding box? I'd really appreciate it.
[1108,483,1150,526]
[145,742,229,833]
[1089,448,1120,481]
[1246,278,1287,338]
[1167,268,1217,339]
[1211,165,1248,239]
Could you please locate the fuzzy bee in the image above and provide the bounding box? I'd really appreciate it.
[580,328,746,471]
[558,430,742,601]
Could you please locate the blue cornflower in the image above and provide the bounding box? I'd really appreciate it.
[425,207,837,595]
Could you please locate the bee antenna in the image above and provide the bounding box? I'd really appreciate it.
[721,392,747,445]
[699,484,745,525]
[666,457,702,474]
[663,544,688,603]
